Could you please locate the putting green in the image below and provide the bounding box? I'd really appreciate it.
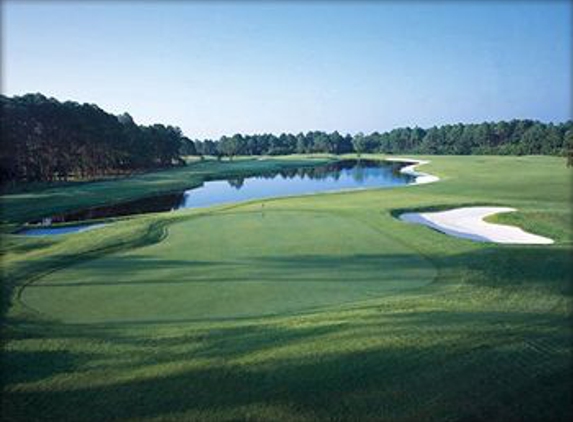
[21,211,435,323]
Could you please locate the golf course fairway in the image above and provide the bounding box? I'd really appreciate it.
[2,155,572,421]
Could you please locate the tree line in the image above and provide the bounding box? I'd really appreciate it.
[2,93,572,184]
[1,93,188,183]
[192,120,572,159]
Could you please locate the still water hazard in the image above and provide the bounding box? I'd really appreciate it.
[20,159,414,235]
[179,159,413,208]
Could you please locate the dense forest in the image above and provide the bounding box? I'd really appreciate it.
[195,120,573,159]
[2,93,572,184]
[1,94,188,183]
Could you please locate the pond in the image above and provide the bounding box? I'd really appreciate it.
[19,159,415,235]
[179,159,414,208]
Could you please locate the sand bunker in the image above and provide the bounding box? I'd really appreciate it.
[386,158,440,185]
[400,206,553,244]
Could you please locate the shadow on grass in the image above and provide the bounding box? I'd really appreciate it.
[3,311,572,422]
[2,349,94,385]
[0,236,59,255]
[441,246,573,295]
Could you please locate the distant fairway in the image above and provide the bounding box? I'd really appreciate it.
[2,155,572,422]
[21,211,435,323]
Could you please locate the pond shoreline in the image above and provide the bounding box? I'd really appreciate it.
[15,157,435,236]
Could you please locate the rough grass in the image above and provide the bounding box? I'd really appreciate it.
[1,155,572,421]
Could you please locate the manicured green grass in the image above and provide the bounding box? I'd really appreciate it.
[20,211,435,323]
[1,155,572,421]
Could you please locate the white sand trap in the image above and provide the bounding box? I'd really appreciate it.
[400,207,553,244]
[385,158,440,185]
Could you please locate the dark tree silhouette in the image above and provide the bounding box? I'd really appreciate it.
[1,94,188,184]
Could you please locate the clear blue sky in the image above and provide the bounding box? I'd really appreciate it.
[4,1,571,139]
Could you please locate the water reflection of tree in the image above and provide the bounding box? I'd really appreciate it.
[230,159,395,185]
[254,159,388,182]
[351,165,366,183]
[227,178,245,189]
[33,192,184,224]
